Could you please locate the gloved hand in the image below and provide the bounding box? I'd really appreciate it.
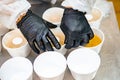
[60,8,94,49]
[17,10,61,54]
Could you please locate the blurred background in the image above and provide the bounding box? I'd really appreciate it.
[108,0,120,29]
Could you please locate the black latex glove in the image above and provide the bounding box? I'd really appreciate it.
[60,8,94,49]
[17,10,61,54]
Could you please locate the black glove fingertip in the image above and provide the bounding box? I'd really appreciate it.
[65,44,72,49]
[80,40,89,46]
[47,31,61,49]
[73,40,80,48]
[29,41,40,54]
[42,36,54,51]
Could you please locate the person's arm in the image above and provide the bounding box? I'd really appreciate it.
[60,0,96,49]
[17,10,61,54]
[0,0,31,29]
[62,0,96,13]
[0,0,61,54]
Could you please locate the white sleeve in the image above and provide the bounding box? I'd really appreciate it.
[0,0,31,29]
[61,0,96,13]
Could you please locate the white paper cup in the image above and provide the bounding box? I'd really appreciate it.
[82,28,104,54]
[34,51,67,80]
[67,48,101,80]
[85,8,103,29]
[0,57,33,80]
[42,7,64,28]
[51,28,67,55]
[2,29,31,57]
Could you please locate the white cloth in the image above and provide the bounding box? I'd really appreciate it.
[0,0,31,29]
[61,0,96,13]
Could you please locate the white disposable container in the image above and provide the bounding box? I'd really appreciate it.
[2,29,31,57]
[81,28,105,54]
[85,8,103,29]
[34,51,67,80]
[42,7,64,28]
[0,57,33,80]
[67,48,101,80]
